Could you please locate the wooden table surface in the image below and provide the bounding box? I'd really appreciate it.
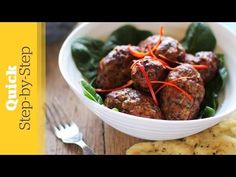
[46,41,143,155]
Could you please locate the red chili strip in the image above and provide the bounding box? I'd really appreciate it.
[136,63,159,106]
[151,80,193,101]
[158,54,208,69]
[147,44,176,71]
[96,80,134,93]
[128,45,148,58]
[128,25,164,59]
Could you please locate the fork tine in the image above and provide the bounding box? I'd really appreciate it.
[49,102,68,129]
[45,102,61,130]
[49,97,73,128]
[53,97,72,125]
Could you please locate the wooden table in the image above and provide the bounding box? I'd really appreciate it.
[46,41,143,155]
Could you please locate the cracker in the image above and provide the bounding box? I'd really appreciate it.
[126,119,236,155]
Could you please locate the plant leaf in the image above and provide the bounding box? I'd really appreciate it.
[217,54,228,88]
[201,106,216,118]
[112,108,119,112]
[102,25,153,55]
[81,80,103,104]
[182,22,216,54]
[72,25,153,82]
[72,37,104,81]
[200,54,228,118]
[181,23,227,119]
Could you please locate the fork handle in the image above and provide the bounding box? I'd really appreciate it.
[75,140,95,155]
[82,146,95,155]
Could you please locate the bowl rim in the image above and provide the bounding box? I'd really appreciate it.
[59,22,236,124]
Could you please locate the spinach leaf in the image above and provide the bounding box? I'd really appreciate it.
[72,25,153,81]
[81,80,103,104]
[72,37,104,81]
[182,22,216,54]
[201,106,216,118]
[200,54,228,118]
[218,54,228,88]
[112,108,119,112]
[182,23,226,118]
[102,25,153,55]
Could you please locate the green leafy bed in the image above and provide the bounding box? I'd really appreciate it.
[72,25,152,81]
[72,23,228,118]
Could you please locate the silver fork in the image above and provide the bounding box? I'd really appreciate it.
[45,98,95,155]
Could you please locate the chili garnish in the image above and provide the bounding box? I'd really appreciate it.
[147,44,177,71]
[147,44,163,62]
[130,60,141,70]
[95,25,207,105]
[128,45,148,58]
[154,77,192,94]
[128,25,209,71]
[150,25,164,52]
[136,63,159,106]
[128,25,164,59]
[191,65,209,69]
[158,54,208,69]
[158,54,182,65]
[95,80,134,93]
[151,80,193,101]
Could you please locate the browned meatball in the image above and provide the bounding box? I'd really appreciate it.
[139,35,186,62]
[160,64,205,120]
[131,56,167,92]
[183,52,219,83]
[105,88,163,119]
[95,45,138,89]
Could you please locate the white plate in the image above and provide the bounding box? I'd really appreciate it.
[59,22,236,140]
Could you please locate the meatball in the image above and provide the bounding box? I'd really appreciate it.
[95,45,138,89]
[131,56,167,92]
[105,88,163,119]
[139,35,186,62]
[183,52,219,83]
[160,64,205,120]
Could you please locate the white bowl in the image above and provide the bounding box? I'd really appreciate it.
[59,22,236,140]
